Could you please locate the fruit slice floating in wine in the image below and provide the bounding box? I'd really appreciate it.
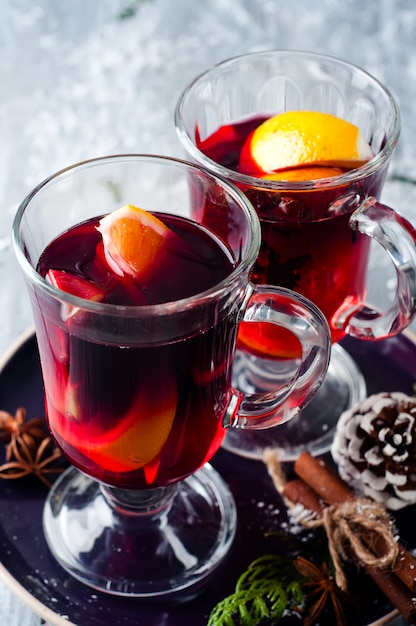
[46,268,106,319]
[38,202,234,487]
[97,203,173,278]
[45,206,181,474]
[53,363,178,474]
[239,110,373,179]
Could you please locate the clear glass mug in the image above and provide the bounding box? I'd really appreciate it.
[175,49,416,460]
[12,154,330,598]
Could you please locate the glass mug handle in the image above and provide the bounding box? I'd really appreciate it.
[335,197,416,340]
[224,285,331,430]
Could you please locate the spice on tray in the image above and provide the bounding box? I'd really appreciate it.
[0,407,65,487]
[294,556,355,626]
[265,450,416,624]
[206,549,353,626]
[207,455,356,625]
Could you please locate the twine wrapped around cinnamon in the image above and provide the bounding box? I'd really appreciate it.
[264,450,416,624]
[322,498,399,590]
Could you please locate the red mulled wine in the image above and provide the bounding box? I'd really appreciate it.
[197,117,386,350]
[36,213,236,489]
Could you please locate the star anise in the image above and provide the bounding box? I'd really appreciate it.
[0,407,46,444]
[0,407,64,487]
[294,556,355,626]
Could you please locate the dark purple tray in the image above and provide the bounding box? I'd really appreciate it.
[1,329,415,626]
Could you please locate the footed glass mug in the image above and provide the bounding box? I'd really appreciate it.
[175,49,416,461]
[12,154,330,598]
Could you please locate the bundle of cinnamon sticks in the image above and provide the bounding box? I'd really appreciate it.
[266,450,416,624]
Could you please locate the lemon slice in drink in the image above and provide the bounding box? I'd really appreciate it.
[97,204,171,278]
[239,111,373,176]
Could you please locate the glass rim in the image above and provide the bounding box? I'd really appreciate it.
[174,49,401,191]
[12,153,261,318]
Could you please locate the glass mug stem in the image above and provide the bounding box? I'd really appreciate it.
[333,196,416,339]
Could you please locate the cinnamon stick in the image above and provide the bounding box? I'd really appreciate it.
[282,478,325,517]
[280,463,416,623]
[294,452,416,594]
[367,568,416,624]
[294,451,352,504]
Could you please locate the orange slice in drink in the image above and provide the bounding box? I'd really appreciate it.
[81,373,178,473]
[260,165,346,182]
[46,269,106,301]
[44,270,106,369]
[238,321,302,360]
[239,111,373,176]
[53,362,178,474]
[46,269,106,319]
[97,204,171,278]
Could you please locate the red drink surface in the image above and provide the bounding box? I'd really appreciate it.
[36,213,236,489]
[197,117,387,348]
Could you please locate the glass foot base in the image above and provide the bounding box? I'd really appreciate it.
[223,344,366,461]
[43,464,236,599]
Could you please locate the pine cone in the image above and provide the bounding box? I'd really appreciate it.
[331,392,416,510]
